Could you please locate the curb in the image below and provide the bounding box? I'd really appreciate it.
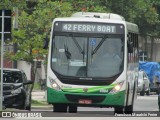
[31,105,52,110]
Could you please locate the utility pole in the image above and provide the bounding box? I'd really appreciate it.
[13,7,18,68]
[0,9,5,111]
[0,9,11,110]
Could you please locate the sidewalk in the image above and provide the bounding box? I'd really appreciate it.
[31,90,52,109]
[32,90,46,101]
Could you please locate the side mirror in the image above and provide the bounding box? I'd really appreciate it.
[43,29,50,49]
[43,37,49,49]
[24,80,34,85]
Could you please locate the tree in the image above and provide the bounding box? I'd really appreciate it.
[65,0,107,12]
[1,0,160,89]
[150,0,160,36]
[66,0,159,35]
[102,0,159,35]
[3,0,73,92]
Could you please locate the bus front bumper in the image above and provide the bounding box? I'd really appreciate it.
[47,87,126,107]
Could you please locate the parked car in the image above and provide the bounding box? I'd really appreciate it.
[137,70,150,96]
[139,61,160,94]
[1,68,33,110]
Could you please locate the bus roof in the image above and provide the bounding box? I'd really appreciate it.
[53,12,139,33]
[71,12,125,21]
[126,22,139,33]
[54,17,127,26]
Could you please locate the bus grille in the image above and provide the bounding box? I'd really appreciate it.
[65,94,105,103]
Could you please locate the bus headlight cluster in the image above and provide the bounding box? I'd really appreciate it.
[109,82,124,94]
[49,78,61,91]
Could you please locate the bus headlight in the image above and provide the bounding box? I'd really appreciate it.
[109,82,124,94]
[49,78,61,91]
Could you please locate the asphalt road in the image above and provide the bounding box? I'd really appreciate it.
[2,94,159,119]
[31,91,159,111]
[30,94,159,117]
[134,94,159,111]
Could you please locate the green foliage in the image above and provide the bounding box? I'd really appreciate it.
[1,0,160,61]
[33,83,41,90]
[4,1,73,63]
[133,0,159,34]
[31,99,47,106]
[65,0,106,12]
[0,0,26,9]
[1,1,73,87]
[64,0,160,35]
[99,0,160,35]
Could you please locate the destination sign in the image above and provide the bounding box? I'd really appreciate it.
[62,23,116,33]
[54,22,124,34]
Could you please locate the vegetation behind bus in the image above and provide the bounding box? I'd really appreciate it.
[0,0,160,90]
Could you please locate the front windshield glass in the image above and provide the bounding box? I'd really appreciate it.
[3,71,22,83]
[51,34,124,78]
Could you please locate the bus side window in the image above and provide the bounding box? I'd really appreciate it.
[127,33,133,53]
[128,41,133,53]
[128,32,139,63]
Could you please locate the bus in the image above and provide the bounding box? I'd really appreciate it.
[46,12,139,114]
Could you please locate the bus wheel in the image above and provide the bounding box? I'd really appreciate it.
[124,105,133,114]
[53,104,67,112]
[140,85,145,96]
[68,105,77,113]
[146,88,150,96]
[114,107,123,114]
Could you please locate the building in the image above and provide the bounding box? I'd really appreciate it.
[139,35,160,62]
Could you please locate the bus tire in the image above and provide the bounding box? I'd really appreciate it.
[124,105,133,114]
[140,84,145,96]
[114,107,123,114]
[146,88,150,96]
[68,105,77,113]
[53,104,67,112]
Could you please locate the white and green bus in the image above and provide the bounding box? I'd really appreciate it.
[46,12,139,114]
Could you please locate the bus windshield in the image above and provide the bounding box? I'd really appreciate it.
[51,34,124,78]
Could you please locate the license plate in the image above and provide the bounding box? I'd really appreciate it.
[78,99,92,104]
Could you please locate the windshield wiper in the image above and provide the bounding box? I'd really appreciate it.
[91,36,108,55]
[64,44,71,59]
[71,36,85,55]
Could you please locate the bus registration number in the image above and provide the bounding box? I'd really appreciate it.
[79,99,92,104]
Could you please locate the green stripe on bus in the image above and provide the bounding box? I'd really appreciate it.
[47,87,125,106]
[62,84,116,93]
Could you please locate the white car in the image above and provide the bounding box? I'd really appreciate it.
[137,71,150,96]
